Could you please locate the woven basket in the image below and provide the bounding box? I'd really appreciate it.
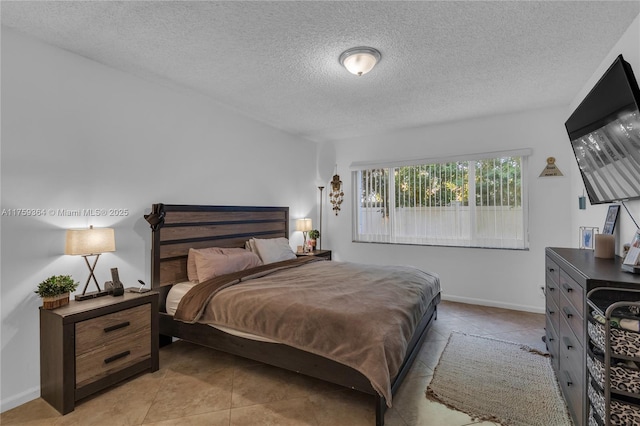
[42,293,69,310]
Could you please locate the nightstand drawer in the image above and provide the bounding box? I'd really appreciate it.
[75,329,151,387]
[75,304,150,355]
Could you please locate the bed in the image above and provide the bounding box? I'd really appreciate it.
[145,203,440,426]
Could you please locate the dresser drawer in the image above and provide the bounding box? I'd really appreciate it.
[546,288,560,333]
[559,367,584,426]
[559,292,584,346]
[545,257,561,307]
[75,330,151,387]
[559,316,584,426]
[560,315,584,392]
[559,270,584,317]
[546,279,560,311]
[545,316,559,373]
[75,304,150,355]
[546,257,560,284]
[560,316,583,372]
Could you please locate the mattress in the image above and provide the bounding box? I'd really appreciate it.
[166,281,279,343]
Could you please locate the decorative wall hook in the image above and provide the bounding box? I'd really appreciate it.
[329,172,343,216]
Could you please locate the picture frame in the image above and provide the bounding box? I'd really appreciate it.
[602,204,620,234]
[579,226,598,250]
[624,230,640,265]
[631,229,640,249]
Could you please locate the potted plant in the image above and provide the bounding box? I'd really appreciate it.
[35,275,78,309]
[308,229,320,250]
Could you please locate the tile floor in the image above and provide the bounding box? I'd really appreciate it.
[1,300,546,426]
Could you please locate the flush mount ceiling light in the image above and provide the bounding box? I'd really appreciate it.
[339,47,381,76]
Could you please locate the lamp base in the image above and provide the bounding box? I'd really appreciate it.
[75,290,110,301]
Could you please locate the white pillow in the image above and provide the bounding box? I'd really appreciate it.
[245,239,257,253]
[252,237,297,264]
[166,281,197,315]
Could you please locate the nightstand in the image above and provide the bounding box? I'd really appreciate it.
[296,249,332,260]
[39,291,159,414]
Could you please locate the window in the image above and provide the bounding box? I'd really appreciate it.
[352,150,530,249]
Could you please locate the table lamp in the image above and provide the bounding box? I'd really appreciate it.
[65,225,116,301]
[296,218,312,253]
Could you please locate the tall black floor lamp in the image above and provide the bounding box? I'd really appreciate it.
[318,186,324,250]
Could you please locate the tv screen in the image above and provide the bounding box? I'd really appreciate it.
[565,54,640,204]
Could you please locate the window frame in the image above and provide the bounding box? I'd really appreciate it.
[350,149,531,250]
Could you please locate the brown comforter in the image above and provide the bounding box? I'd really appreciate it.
[174,257,440,406]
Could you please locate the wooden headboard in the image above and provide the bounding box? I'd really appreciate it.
[145,204,289,291]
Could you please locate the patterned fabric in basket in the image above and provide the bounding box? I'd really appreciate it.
[587,351,640,394]
[588,319,640,358]
[589,382,640,425]
[588,406,601,426]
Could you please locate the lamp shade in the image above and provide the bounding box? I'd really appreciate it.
[339,47,381,76]
[65,226,116,255]
[296,218,312,232]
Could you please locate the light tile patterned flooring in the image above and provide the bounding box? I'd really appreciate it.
[1,300,546,426]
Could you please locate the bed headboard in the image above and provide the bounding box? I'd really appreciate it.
[145,204,289,291]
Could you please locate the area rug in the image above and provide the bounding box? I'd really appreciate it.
[426,332,572,426]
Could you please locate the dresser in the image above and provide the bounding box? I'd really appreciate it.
[545,247,640,426]
[40,291,159,414]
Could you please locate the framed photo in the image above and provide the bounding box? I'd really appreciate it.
[602,204,620,234]
[579,226,598,250]
[631,229,640,249]
[624,230,640,265]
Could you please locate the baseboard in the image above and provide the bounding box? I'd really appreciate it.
[441,294,544,314]
[0,386,39,413]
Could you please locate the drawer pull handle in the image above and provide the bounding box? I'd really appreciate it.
[104,350,130,364]
[562,307,573,319]
[104,321,130,333]
[562,283,573,293]
[563,337,573,350]
[548,267,555,273]
[564,371,573,387]
[547,308,555,315]
[548,286,555,292]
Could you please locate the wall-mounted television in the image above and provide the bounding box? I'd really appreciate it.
[565,54,640,204]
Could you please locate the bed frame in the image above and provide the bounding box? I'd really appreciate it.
[146,203,439,426]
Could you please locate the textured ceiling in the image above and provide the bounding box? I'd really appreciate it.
[2,1,639,143]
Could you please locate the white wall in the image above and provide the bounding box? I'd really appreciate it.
[0,29,317,411]
[327,106,574,311]
[569,15,640,250]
